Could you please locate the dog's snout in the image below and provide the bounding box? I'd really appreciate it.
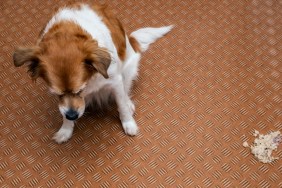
[65,109,79,121]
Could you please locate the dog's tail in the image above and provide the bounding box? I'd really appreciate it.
[130,25,173,52]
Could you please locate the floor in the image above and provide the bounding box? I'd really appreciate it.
[0,0,281,187]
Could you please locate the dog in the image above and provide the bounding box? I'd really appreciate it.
[13,3,172,143]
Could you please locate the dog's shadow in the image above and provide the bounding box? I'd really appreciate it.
[74,101,122,140]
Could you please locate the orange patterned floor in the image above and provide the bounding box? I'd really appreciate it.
[0,0,281,187]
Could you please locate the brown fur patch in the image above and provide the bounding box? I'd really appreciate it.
[92,4,127,61]
[129,36,141,53]
[66,2,84,9]
[13,47,46,81]
[38,21,108,94]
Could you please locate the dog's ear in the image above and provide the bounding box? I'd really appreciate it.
[85,47,111,79]
[13,47,42,80]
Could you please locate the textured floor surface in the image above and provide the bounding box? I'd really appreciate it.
[0,0,282,187]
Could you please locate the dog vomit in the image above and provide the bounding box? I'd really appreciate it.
[243,130,281,163]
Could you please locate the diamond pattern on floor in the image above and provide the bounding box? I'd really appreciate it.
[0,0,281,187]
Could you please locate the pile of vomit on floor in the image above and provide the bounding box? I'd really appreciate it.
[243,130,281,163]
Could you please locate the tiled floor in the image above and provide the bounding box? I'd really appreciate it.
[0,0,281,187]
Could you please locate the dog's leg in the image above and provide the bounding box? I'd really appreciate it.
[112,76,138,136]
[53,117,75,144]
[122,53,141,95]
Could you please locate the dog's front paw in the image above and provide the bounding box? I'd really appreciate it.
[122,120,139,136]
[52,128,73,144]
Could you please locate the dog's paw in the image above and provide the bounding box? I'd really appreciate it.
[122,120,139,136]
[52,128,73,144]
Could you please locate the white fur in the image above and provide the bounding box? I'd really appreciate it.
[44,4,172,143]
[130,26,173,52]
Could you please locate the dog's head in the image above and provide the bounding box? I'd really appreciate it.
[13,30,111,121]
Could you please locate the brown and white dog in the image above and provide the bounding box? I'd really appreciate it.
[13,3,172,143]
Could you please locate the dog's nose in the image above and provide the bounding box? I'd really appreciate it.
[65,109,79,120]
